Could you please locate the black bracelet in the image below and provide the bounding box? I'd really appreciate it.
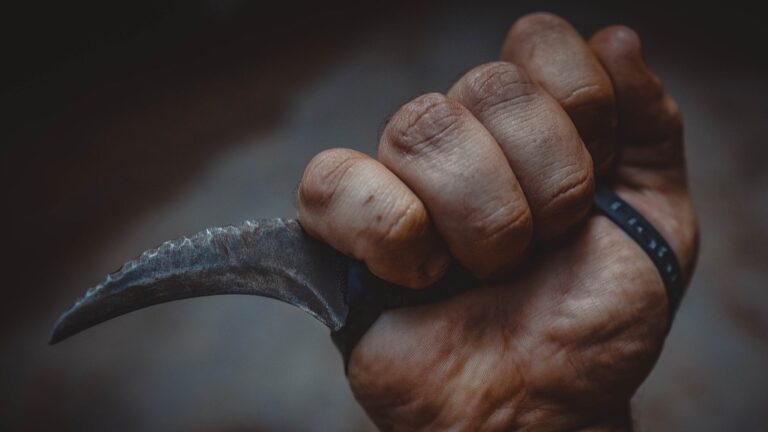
[593,185,684,326]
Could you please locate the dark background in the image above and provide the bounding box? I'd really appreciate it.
[1,1,766,430]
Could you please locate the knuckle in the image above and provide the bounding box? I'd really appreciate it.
[540,166,595,219]
[461,62,536,112]
[560,82,615,114]
[384,93,466,156]
[357,197,429,262]
[467,202,533,248]
[511,12,570,37]
[299,148,361,211]
[594,25,645,66]
[373,198,426,246]
[606,25,643,56]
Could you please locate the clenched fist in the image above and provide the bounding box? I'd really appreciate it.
[298,13,698,431]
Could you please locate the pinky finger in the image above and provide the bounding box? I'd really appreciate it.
[589,26,685,173]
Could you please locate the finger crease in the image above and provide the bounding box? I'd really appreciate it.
[539,170,592,214]
[383,200,418,241]
[561,84,602,106]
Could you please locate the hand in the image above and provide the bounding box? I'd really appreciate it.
[297,13,698,431]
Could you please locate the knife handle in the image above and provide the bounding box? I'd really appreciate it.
[331,260,474,368]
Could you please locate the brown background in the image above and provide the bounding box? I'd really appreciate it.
[1,1,766,430]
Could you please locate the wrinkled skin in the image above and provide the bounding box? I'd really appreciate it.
[298,13,698,431]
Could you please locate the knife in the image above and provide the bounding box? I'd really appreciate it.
[50,186,683,365]
[48,218,474,365]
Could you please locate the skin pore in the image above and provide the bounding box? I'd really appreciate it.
[298,13,698,431]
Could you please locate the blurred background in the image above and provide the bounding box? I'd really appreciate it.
[1,0,766,430]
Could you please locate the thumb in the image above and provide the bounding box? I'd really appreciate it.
[590,25,698,279]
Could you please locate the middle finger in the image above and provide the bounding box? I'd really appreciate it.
[448,61,595,240]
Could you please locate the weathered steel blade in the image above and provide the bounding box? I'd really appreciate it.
[50,219,349,344]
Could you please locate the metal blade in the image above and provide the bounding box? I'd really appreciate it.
[50,219,349,344]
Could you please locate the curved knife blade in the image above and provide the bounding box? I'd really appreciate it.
[50,219,349,344]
